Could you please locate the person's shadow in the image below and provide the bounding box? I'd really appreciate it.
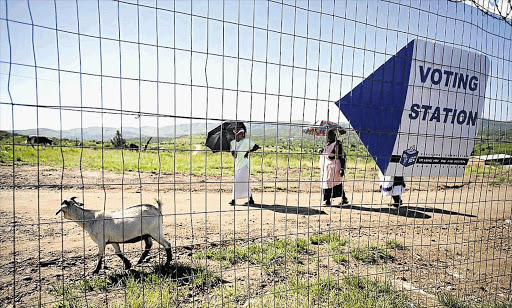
[333,204,477,219]
[243,203,327,216]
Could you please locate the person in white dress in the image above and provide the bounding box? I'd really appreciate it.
[229,128,260,205]
[379,173,406,207]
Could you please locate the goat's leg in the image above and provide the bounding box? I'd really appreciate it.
[112,243,131,270]
[136,236,152,265]
[153,234,172,267]
[93,244,105,274]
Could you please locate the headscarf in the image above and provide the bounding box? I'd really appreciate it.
[235,128,245,140]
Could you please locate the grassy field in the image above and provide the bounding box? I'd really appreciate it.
[0,131,376,179]
[1,129,510,183]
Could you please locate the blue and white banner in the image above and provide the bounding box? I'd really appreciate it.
[336,39,489,177]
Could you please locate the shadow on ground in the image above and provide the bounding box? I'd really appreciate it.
[241,203,327,215]
[335,204,477,219]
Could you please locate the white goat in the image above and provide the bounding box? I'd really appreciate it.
[56,197,172,274]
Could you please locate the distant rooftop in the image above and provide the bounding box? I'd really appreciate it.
[473,154,512,160]
[472,154,512,165]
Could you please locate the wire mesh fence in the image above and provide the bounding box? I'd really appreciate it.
[0,0,511,307]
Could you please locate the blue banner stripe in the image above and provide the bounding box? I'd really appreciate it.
[335,40,415,174]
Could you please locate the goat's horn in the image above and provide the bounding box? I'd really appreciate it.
[70,196,78,202]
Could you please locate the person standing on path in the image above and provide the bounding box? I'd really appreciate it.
[229,127,260,206]
[379,174,406,207]
[319,128,349,206]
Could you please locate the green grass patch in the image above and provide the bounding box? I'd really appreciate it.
[51,263,220,307]
[332,253,349,264]
[385,239,407,250]
[309,233,349,263]
[331,241,350,264]
[341,276,411,307]
[207,275,411,307]
[437,292,512,308]
[51,277,106,308]
[195,238,309,274]
[490,175,510,187]
[350,245,394,264]
[111,271,189,308]
[310,233,342,245]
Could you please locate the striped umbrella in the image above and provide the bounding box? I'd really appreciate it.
[303,120,346,136]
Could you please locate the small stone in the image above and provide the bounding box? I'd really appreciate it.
[22,276,32,281]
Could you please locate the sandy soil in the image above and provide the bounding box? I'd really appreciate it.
[0,165,511,307]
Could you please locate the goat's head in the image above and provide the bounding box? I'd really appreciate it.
[56,197,83,218]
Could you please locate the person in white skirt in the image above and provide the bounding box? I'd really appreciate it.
[379,173,406,207]
[229,128,260,206]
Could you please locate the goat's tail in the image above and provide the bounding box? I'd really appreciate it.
[155,199,163,213]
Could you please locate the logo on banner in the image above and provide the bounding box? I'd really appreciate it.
[400,147,418,167]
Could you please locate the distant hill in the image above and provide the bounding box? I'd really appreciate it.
[13,124,207,141]
[478,118,512,132]
[11,118,508,142]
[12,120,326,141]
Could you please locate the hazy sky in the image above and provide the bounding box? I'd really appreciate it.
[0,0,510,132]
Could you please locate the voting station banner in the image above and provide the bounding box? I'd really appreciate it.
[336,39,489,177]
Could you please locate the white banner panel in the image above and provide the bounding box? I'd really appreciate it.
[386,40,489,177]
[336,39,489,177]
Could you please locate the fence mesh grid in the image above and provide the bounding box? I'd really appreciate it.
[0,0,511,307]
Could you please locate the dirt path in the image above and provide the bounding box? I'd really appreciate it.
[0,166,511,306]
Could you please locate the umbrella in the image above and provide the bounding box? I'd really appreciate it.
[303,120,346,136]
[206,121,246,153]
